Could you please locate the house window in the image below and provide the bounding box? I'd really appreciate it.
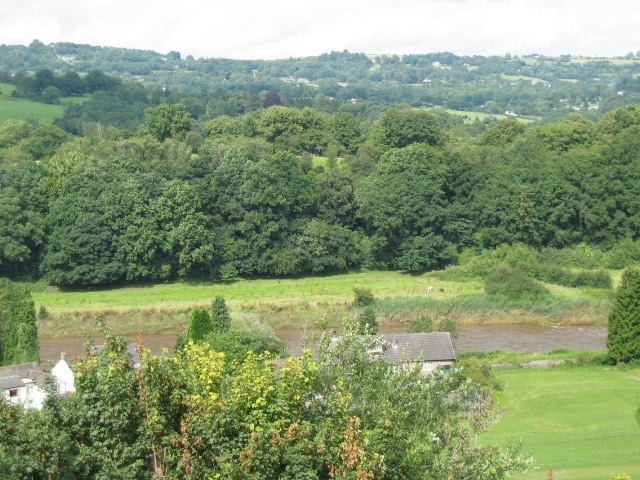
[440,364,452,374]
[423,362,433,372]
[26,386,34,394]
[9,388,20,398]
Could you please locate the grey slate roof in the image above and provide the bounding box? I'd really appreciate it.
[377,332,456,364]
[0,375,25,389]
[0,363,40,382]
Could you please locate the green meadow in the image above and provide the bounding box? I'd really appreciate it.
[482,366,640,480]
[32,269,612,337]
[0,82,87,124]
[440,108,539,124]
[501,74,548,83]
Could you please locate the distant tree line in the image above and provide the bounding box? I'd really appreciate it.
[3,41,640,120]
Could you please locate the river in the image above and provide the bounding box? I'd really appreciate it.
[38,323,607,363]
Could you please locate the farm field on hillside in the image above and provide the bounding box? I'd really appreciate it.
[481,366,640,480]
[0,82,87,124]
[439,108,540,123]
[0,82,65,124]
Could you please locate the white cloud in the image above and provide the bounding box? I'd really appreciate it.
[1,0,638,59]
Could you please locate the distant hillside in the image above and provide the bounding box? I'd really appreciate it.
[2,41,640,121]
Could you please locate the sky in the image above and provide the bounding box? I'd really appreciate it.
[1,0,639,60]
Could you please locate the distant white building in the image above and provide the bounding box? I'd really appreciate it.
[0,354,75,410]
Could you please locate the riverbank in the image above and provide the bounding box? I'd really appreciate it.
[38,323,608,365]
[32,270,613,338]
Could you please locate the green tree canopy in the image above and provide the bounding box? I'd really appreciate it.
[370,107,444,151]
[140,103,192,141]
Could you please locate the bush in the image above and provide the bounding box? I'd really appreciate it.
[408,315,434,333]
[437,316,459,340]
[205,329,287,366]
[356,306,379,334]
[484,267,550,301]
[353,287,375,308]
[186,308,213,342]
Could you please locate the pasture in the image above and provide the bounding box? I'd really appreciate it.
[0,82,86,124]
[31,269,612,337]
[482,366,640,480]
[501,74,548,83]
[439,108,539,124]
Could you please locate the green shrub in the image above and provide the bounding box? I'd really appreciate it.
[356,305,379,334]
[484,267,550,301]
[211,295,231,333]
[437,316,459,340]
[186,307,213,342]
[205,329,287,366]
[408,314,434,333]
[353,287,375,308]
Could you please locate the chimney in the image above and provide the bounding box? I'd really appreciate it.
[331,330,339,344]
[60,351,66,361]
[392,338,398,349]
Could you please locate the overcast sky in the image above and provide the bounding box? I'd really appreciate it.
[2,0,638,60]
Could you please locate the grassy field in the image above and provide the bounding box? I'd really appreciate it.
[481,366,640,480]
[439,108,540,124]
[501,74,548,83]
[31,269,612,337]
[0,82,88,125]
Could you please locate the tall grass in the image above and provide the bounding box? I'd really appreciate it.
[376,295,611,325]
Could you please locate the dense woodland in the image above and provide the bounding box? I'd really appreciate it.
[1,42,640,286]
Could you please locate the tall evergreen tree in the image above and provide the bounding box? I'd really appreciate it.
[0,278,40,365]
[607,269,640,363]
[186,308,213,342]
[211,295,231,334]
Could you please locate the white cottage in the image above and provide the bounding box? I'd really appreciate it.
[0,362,48,410]
[0,354,76,410]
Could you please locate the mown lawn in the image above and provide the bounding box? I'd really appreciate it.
[481,366,640,479]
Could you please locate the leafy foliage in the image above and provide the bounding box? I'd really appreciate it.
[353,287,376,308]
[139,103,192,141]
[484,267,550,301]
[437,316,459,340]
[356,305,379,335]
[408,314,434,333]
[0,329,533,478]
[0,278,40,365]
[210,295,231,333]
[186,307,213,342]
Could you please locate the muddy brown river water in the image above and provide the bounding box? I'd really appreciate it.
[38,323,607,363]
